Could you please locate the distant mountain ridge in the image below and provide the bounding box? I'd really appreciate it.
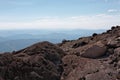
[0,29,105,52]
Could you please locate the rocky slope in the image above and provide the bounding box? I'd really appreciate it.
[59,26,120,80]
[0,26,120,80]
[0,41,65,80]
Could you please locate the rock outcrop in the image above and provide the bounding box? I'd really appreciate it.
[0,41,65,80]
[59,26,120,80]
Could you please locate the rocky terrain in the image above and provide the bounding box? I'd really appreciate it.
[0,26,120,80]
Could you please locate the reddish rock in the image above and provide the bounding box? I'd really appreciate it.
[85,71,115,80]
[80,41,107,58]
[59,26,120,80]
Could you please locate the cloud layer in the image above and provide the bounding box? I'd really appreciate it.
[108,9,119,13]
[0,14,120,30]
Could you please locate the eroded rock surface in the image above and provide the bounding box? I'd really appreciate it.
[0,41,65,80]
[59,26,120,80]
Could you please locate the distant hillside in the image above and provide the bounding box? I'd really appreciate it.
[0,29,105,52]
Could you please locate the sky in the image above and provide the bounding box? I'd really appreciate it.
[0,0,120,30]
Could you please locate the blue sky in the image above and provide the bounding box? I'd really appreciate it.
[0,0,120,30]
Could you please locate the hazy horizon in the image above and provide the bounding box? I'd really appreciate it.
[0,29,105,52]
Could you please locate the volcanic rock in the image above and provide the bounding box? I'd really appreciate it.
[0,41,65,80]
[0,26,120,80]
[85,71,115,80]
[80,41,107,58]
[59,26,120,80]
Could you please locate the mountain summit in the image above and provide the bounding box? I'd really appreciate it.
[0,26,120,80]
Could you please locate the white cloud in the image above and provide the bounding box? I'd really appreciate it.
[0,14,120,30]
[108,9,118,13]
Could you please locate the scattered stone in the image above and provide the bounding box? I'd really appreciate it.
[72,41,87,48]
[92,33,98,37]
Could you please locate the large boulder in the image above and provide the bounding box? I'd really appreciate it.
[80,41,107,58]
